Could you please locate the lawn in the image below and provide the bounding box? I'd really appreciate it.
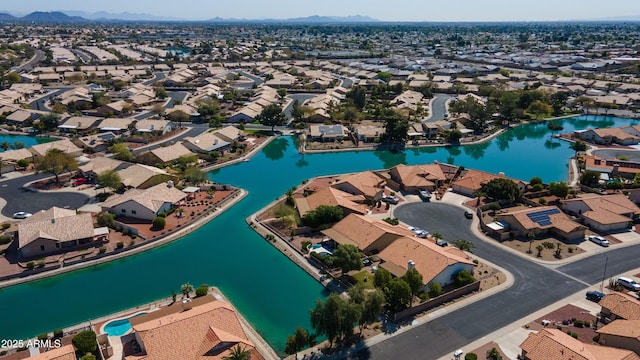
[351,270,375,290]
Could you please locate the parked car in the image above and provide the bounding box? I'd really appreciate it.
[588,235,610,247]
[464,211,474,219]
[418,189,432,201]
[72,178,87,187]
[585,291,605,302]
[618,277,640,291]
[13,211,32,219]
[381,196,399,205]
[436,239,449,247]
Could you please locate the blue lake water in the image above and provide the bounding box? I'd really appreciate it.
[0,134,55,151]
[0,115,635,353]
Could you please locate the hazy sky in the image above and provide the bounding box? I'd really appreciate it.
[3,0,640,21]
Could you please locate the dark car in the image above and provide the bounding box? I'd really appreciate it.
[586,291,605,302]
[464,211,474,219]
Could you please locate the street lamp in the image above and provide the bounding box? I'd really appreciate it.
[600,255,609,292]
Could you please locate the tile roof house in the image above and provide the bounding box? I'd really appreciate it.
[497,206,586,241]
[29,139,83,158]
[355,125,383,143]
[295,187,368,218]
[182,132,231,154]
[321,214,414,254]
[116,164,175,189]
[600,292,640,322]
[378,236,475,287]
[212,125,243,143]
[72,132,117,153]
[127,298,264,360]
[18,207,97,259]
[561,194,640,232]
[79,156,129,176]
[135,119,174,134]
[578,128,640,146]
[389,163,454,192]
[309,125,348,142]
[98,117,135,133]
[142,142,194,165]
[102,182,187,221]
[58,116,103,133]
[28,344,77,360]
[451,169,525,197]
[520,328,640,360]
[332,171,386,200]
[597,319,640,355]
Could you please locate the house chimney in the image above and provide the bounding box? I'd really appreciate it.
[408,260,415,270]
[167,180,174,188]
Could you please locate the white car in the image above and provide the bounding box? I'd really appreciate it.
[588,235,610,247]
[13,211,32,219]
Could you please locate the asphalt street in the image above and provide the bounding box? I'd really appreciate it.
[0,174,90,218]
[345,202,637,359]
[425,94,453,122]
[592,148,640,162]
[11,50,44,73]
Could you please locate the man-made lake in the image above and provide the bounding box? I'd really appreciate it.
[0,134,55,151]
[0,115,633,353]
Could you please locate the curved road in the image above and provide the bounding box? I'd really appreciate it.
[593,148,640,162]
[0,174,90,218]
[347,202,639,359]
[425,94,453,122]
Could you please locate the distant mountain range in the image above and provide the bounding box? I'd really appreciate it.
[0,11,378,23]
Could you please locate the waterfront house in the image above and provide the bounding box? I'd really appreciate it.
[388,163,455,192]
[116,164,175,189]
[355,125,383,143]
[451,169,525,197]
[377,236,475,288]
[72,132,117,153]
[561,194,640,232]
[332,171,387,201]
[182,131,231,154]
[102,182,187,221]
[58,116,103,134]
[578,128,639,146]
[127,297,264,360]
[6,109,36,126]
[139,142,194,165]
[212,125,244,143]
[30,139,83,158]
[520,328,640,360]
[18,207,99,259]
[321,214,414,254]
[496,206,586,241]
[600,292,640,322]
[27,344,76,360]
[295,186,368,218]
[309,124,348,142]
[597,320,640,354]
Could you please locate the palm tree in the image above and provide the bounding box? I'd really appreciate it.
[536,245,544,258]
[181,283,194,299]
[450,239,475,253]
[486,347,503,360]
[223,344,251,360]
[432,233,443,240]
[0,142,10,151]
[527,231,535,254]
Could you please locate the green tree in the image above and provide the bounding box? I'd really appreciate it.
[377,71,392,83]
[310,294,346,347]
[195,284,209,297]
[96,169,121,192]
[428,282,443,298]
[302,205,343,228]
[256,103,286,132]
[536,244,544,257]
[80,353,96,360]
[285,327,310,358]
[550,91,569,116]
[580,170,601,187]
[446,129,463,143]
[277,88,288,104]
[291,99,304,122]
[401,268,424,298]
[333,244,363,274]
[35,149,78,183]
[168,110,189,128]
[155,86,168,100]
[6,72,20,85]
[346,86,366,110]
[481,178,522,205]
[498,92,519,121]
[181,283,194,298]
[450,239,475,253]
[381,116,410,144]
[184,166,207,185]
[386,278,412,312]
[374,267,393,290]
[570,140,588,154]
[152,216,166,229]
[486,347,503,360]
[527,100,552,120]
[529,177,542,186]
[360,289,385,331]
[72,330,97,356]
[108,143,134,162]
[36,113,61,132]
[453,270,476,286]
[548,182,569,198]
[347,283,366,305]
[223,344,251,360]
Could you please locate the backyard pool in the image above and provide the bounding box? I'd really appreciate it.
[102,312,148,337]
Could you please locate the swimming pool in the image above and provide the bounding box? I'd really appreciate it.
[102,312,148,336]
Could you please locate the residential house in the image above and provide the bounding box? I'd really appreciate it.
[578,128,640,146]
[355,125,383,143]
[182,131,231,154]
[212,125,244,143]
[135,119,174,134]
[600,292,640,322]
[6,109,36,126]
[561,194,640,232]
[452,169,526,197]
[583,155,640,180]
[295,186,368,218]
[520,328,640,360]
[98,117,135,133]
[1,148,34,165]
[332,171,386,201]
[378,236,475,288]
[102,182,187,221]
[388,163,455,192]
[18,207,99,259]
[57,116,103,133]
[140,142,194,165]
[30,139,83,158]
[117,164,175,189]
[497,206,586,240]
[128,297,264,360]
[96,100,130,117]
[597,320,640,355]
[72,132,117,153]
[27,344,76,360]
[79,157,129,178]
[321,213,414,254]
[309,125,348,142]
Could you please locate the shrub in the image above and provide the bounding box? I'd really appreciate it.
[538,197,547,205]
[1,222,10,230]
[37,260,45,268]
[80,353,96,360]
[0,235,12,245]
[195,285,209,298]
[472,259,479,264]
[26,261,35,270]
[158,211,167,218]
[532,183,545,192]
[453,270,476,287]
[53,329,63,338]
[465,353,478,360]
[542,241,555,249]
[428,282,443,298]
[17,159,29,168]
[571,332,578,339]
[383,218,399,225]
[116,242,124,249]
[37,333,48,341]
[557,325,563,330]
[72,330,97,355]
[418,293,430,302]
[96,212,115,227]
[131,234,137,239]
[152,216,166,229]
[301,241,311,252]
[95,193,110,202]
[129,240,135,247]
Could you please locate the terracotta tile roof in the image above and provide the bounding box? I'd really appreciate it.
[212,125,242,143]
[321,214,414,251]
[597,319,640,340]
[79,156,127,175]
[102,183,186,214]
[30,139,82,157]
[600,292,640,320]
[135,119,172,132]
[295,187,368,217]
[332,171,386,198]
[149,143,193,163]
[58,116,103,130]
[28,344,76,360]
[390,164,447,188]
[131,300,264,360]
[18,207,95,249]
[378,236,475,283]
[452,169,523,194]
[520,328,640,360]
[116,164,169,188]
[584,155,640,175]
[562,194,640,226]
[1,148,33,162]
[498,206,585,233]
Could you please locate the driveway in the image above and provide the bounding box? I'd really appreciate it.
[0,174,90,218]
[425,94,453,122]
[345,202,590,359]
